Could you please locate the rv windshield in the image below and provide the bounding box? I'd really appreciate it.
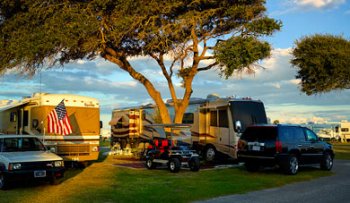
[230,101,267,133]
[1,137,46,152]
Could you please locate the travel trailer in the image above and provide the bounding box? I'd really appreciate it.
[0,93,101,162]
[109,106,154,150]
[110,95,268,161]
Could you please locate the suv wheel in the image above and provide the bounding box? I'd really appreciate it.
[189,157,200,172]
[0,173,9,190]
[168,158,181,173]
[284,155,299,175]
[245,161,260,172]
[320,152,333,171]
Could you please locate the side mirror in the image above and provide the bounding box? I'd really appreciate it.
[235,120,242,133]
[100,121,103,129]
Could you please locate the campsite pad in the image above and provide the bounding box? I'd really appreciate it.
[112,155,239,170]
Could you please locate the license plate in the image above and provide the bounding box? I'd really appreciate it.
[252,146,260,151]
[34,170,46,178]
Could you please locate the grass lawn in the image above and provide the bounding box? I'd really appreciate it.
[333,143,350,160]
[0,154,333,203]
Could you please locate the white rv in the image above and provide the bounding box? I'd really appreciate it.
[110,95,268,161]
[189,97,267,161]
[0,93,101,162]
[336,121,350,142]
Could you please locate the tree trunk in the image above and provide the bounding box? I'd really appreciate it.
[103,52,172,124]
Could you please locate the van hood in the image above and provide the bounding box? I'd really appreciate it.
[0,151,63,163]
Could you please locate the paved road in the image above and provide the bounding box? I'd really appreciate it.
[196,160,350,203]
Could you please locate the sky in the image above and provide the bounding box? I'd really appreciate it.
[1,0,350,128]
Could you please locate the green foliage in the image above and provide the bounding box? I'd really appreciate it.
[291,34,350,95]
[0,0,281,77]
[214,36,271,79]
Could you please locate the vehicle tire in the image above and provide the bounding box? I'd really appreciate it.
[0,173,9,190]
[189,157,200,172]
[284,155,299,175]
[204,146,216,162]
[145,157,157,169]
[245,161,259,172]
[50,175,60,185]
[320,152,333,171]
[168,158,181,173]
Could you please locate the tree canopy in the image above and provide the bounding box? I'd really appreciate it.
[0,0,281,123]
[291,34,350,95]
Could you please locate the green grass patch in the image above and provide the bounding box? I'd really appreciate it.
[1,155,333,203]
[333,143,350,160]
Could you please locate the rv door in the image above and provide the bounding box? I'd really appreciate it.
[209,109,230,154]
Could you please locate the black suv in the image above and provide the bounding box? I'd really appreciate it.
[237,124,334,175]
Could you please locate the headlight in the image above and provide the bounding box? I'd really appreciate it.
[54,161,64,167]
[9,163,22,170]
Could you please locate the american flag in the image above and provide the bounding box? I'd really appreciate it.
[47,100,72,135]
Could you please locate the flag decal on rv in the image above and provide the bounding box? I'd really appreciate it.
[47,99,72,135]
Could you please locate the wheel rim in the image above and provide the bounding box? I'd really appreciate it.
[290,157,298,174]
[0,175,4,188]
[147,160,152,168]
[170,162,175,170]
[206,148,215,161]
[326,155,333,169]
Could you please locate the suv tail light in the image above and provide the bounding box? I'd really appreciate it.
[275,140,282,153]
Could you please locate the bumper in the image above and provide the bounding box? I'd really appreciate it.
[237,153,289,166]
[3,167,65,183]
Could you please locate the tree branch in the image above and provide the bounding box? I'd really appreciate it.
[197,62,219,72]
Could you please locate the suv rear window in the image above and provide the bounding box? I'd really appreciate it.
[279,126,305,142]
[241,126,277,141]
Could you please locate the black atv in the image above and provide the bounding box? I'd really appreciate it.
[144,124,200,173]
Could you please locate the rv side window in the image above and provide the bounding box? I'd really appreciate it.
[116,117,123,129]
[210,111,217,127]
[0,139,3,152]
[23,110,29,127]
[218,110,228,128]
[341,128,349,132]
[10,112,17,122]
[182,113,194,124]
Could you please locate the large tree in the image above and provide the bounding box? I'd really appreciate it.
[0,0,281,124]
[291,34,350,95]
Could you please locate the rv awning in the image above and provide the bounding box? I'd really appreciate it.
[0,101,30,112]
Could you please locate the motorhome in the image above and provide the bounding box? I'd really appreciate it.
[189,96,268,161]
[110,95,268,161]
[0,93,101,162]
[336,121,350,142]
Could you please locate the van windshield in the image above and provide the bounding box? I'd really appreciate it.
[1,137,46,152]
[230,101,268,132]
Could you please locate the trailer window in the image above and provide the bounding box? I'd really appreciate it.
[23,110,29,127]
[182,113,194,124]
[210,111,217,127]
[218,110,228,128]
[341,128,349,132]
[116,117,123,129]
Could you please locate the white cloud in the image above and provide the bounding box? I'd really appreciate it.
[293,0,346,9]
